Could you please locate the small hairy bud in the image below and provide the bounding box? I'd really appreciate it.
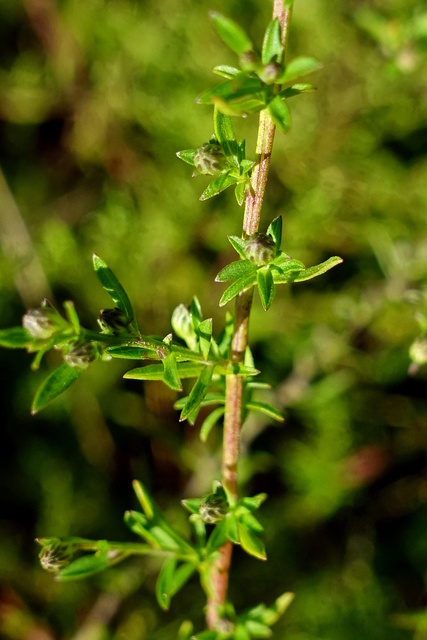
[171,304,198,351]
[98,307,131,334]
[22,300,61,340]
[245,233,276,265]
[64,341,99,369]
[193,143,228,176]
[239,49,258,71]
[199,490,228,524]
[260,62,281,84]
[38,538,76,573]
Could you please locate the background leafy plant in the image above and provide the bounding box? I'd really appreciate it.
[0,0,427,639]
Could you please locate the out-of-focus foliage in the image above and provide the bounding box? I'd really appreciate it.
[0,0,426,638]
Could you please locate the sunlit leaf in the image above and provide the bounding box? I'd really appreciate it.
[267,95,290,132]
[274,256,343,283]
[228,235,247,259]
[198,318,212,360]
[278,56,321,84]
[214,108,239,159]
[219,272,257,307]
[210,11,254,55]
[262,18,283,64]
[200,173,238,201]
[156,559,196,611]
[31,365,83,414]
[180,365,215,421]
[256,268,275,310]
[176,149,196,166]
[93,255,137,331]
[213,65,240,78]
[266,216,282,251]
[215,259,256,283]
[246,401,284,422]
[237,522,266,560]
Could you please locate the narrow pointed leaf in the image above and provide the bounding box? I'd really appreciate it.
[280,83,315,99]
[213,65,240,78]
[256,269,275,310]
[274,256,343,283]
[219,272,257,307]
[180,365,215,422]
[213,108,239,159]
[0,327,32,348]
[56,552,112,580]
[107,344,158,359]
[278,56,321,84]
[266,216,282,251]
[162,352,182,391]
[206,517,228,555]
[198,318,212,360]
[237,522,266,560]
[262,18,283,64]
[200,173,238,201]
[200,406,225,442]
[235,181,246,206]
[31,365,83,414]
[246,401,284,422]
[156,559,196,611]
[210,11,254,55]
[228,235,247,259]
[215,259,256,283]
[124,362,205,381]
[93,255,137,330]
[176,149,196,166]
[267,96,290,133]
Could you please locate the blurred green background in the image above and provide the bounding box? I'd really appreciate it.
[1,0,427,638]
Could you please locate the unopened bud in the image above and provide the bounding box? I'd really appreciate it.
[193,143,228,176]
[37,538,76,573]
[171,304,198,350]
[260,62,281,84]
[64,341,99,369]
[22,300,62,340]
[199,487,228,524]
[245,234,276,265]
[98,308,132,335]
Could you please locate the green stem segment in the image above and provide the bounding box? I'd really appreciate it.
[206,1,293,630]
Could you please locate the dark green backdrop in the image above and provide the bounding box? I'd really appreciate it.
[1,0,427,638]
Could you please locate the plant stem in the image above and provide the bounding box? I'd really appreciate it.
[206,1,293,629]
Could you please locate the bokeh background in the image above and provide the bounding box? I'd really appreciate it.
[1,0,427,638]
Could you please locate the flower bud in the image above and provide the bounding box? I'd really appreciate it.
[37,538,76,573]
[22,300,62,340]
[171,304,198,350]
[260,62,281,84]
[64,341,99,369]
[98,307,132,335]
[244,233,276,265]
[199,489,229,524]
[193,143,228,176]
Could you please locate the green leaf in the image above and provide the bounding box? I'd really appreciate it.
[246,401,284,422]
[256,269,275,310]
[266,216,282,251]
[274,256,343,283]
[280,83,315,99]
[213,108,239,159]
[197,75,265,108]
[162,352,182,391]
[278,56,321,84]
[262,18,283,64]
[63,300,80,334]
[210,11,254,55]
[156,559,196,611]
[267,95,290,133]
[124,362,204,381]
[228,235,247,259]
[234,181,246,206]
[176,149,196,166]
[219,272,257,307]
[237,522,266,560]
[206,517,228,555]
[213,65,240,78]
[180,365,215,422]
[198,318,212,360]
[200,406,225,442]
[215,259,256,283]
[31,365,83,414]
[241,493,267,511]
[200,173,239,201]
[107,344,158,359]
[93,255,137,331]
[0,327,32,348]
